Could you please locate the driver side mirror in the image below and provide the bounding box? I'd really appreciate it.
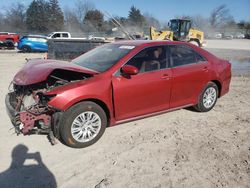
[121,65,139,76]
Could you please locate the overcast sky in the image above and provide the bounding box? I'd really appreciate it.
[2,0,250,22]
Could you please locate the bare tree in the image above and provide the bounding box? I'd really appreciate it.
[191,15,209,30]
[0,11,5,30]
[174,15,192,20]
[210,4,234,28]
[5,3,27,32]
[64,7,79,25]
[143,12,160,28]
[63,6,82,33]
[74,0,95,23]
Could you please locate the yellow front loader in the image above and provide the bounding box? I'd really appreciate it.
[150,19,205,47]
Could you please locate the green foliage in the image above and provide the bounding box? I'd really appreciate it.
[83,9,104,31]
[3,1,249,35]
[26,0,50,32]
[48,0,64,31]
[26,0,64,32]
[128,6,145,27]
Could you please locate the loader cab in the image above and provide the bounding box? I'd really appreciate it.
[169,19,191,41]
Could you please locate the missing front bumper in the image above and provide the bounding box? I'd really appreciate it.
[5,93,21,134]
[5,92,52,135]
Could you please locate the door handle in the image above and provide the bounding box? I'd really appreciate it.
[161,74,170,80]
[202,67,208,72]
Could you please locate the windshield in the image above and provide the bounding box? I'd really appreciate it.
[72,44,135,72]
[47,32,54,37]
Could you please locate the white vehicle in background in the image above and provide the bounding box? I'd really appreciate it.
[47,32,71,39]
[235,32,245,39]
[214,32,222,39]
[222,33,234,39]
[88,35,106,41]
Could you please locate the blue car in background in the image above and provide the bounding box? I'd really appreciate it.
[17,35,48,52]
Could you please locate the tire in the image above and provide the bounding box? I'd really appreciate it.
[60,101,107,148]
[189,40,200,47]
[194,82,218,112]
[21,45,31,53]
[6,40,15,49]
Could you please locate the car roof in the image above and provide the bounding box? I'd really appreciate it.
[23,35,47,38]
[0,32,13,35]
[170,18,191,21]
[49,31,69,34]
[112,40,213,61]
[113,40,187,47]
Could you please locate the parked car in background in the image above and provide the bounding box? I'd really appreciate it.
[234,32,245,39]
[17,35,48,52]
[6,41,231,148]
[0,32,20,49]
[245,34,250,39]
[214,32,222,39]
[206,32,222,39]
[222,33,234,39]
[88,35,106,41]
[47,31,71,39]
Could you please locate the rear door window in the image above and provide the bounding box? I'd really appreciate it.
[62,33,68,38]
[169,45,206,67]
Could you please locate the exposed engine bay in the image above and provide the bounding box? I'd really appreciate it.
[7,68,91,144]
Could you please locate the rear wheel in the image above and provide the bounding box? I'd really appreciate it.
[60,101,107,148]
[21,45,31,53]
[194,82,218,112]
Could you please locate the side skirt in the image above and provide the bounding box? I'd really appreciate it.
[115,104,193,125]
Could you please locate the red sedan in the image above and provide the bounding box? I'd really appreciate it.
[5,41,231,148]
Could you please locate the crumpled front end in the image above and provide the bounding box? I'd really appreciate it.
[5,83,57,136]
[5,66,93,144]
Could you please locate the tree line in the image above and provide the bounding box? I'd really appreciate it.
[0,0,249,35]
[0,0,154,34]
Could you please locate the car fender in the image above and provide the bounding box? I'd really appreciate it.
[47,77,114,118]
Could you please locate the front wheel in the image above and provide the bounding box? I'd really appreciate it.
[5,40,15,49]
[60,101,107,148]
[194,82,218,112]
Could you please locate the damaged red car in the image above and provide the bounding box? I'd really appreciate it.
[5,41,231,148]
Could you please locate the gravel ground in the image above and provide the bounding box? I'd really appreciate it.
[206,39,250,50]
[0,40,250,188]
[207,48,250,61]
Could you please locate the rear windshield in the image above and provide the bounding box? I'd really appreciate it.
[72,44,135,72]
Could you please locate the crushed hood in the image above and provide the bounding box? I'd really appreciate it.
[13,59,98,85]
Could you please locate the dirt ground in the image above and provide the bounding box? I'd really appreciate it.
[0,40,250,188]
[206,39,250,50]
